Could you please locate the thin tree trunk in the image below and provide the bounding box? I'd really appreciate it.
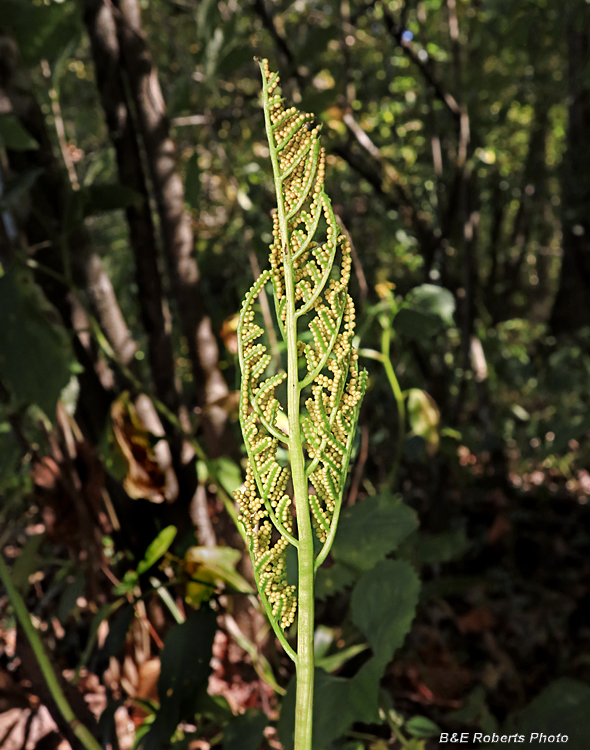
[551,6,590,332]
[112,0,230,453]
[83,0,182,429]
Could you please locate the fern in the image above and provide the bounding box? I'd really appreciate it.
[234,59,367,750]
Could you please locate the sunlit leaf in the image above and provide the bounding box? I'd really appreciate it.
[407,389,440,455]
[137,526,177,576]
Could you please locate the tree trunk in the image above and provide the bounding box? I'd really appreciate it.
[113,0,230,454]
[550,6,590,332]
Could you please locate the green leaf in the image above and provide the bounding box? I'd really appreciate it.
[395,284,455,339]
[137,526,177,576]
[350,559,420,663]
[406,389,440,454]
[0,269,75,417]
[185,153,201,209]
[140,608,217,750]
[315,643,369,673]
[214,457,242,495]
[315,561,357,600]
[498,679,590,749]
[332,494,418,572]
[405,716,440,738]
[0,115,39,151]
[223,710,267,750]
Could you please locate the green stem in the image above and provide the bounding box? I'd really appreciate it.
[381,324,406,489]
[0,550,103,750]
[261,70,314,750]
[285,259,315,750]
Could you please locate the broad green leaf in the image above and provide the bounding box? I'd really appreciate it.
[223,710,267,750]
[351,559,420,662]
[140,608,217,750]
[332,494,418,572]
[498,679,590,749]
[405,716,440,738]
[0,270,75,418]
[0,115,39,151]
[407,284,455,325]
[347,656,384,723]
[395,284,455,339]
[315,561,357,600]
[394,308,443,339]
[137,526,177,576]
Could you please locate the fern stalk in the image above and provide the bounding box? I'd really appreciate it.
[235,60,367,750]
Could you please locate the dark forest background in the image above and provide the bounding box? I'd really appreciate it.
[2,0,590,748]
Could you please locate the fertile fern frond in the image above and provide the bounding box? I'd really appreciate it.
[234,60,367,652]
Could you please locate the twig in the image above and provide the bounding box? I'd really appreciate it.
[170,114,212,126]
[380,1,462,121]
[40,60,80,191]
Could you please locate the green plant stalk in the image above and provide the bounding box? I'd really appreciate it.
[236,61,365,750]
[287,260,315,750]
[0,550,103,750]
[263,80,315,750]
[381,324,406,488]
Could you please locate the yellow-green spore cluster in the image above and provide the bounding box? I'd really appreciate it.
[235,464,297,629]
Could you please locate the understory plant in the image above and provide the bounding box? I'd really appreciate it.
[234,60,367,750]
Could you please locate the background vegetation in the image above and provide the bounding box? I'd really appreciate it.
[1,0,590,748]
